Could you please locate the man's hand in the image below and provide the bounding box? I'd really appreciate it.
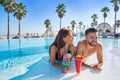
[82,62,102,72]
[92,65,102,72]
[94,63,103,68]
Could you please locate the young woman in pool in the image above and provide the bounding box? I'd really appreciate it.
[49,28,75,73]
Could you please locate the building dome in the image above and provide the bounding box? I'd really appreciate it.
[97,23,112,35]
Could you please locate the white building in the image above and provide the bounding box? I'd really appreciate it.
[42,26,57,37]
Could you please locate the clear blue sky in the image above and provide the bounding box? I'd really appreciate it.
[0,0,120,36]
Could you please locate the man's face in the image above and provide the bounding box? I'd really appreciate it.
[86,32,98,46]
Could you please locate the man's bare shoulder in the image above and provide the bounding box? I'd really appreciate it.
[96,42,102,49]
[78,40,86,45]
[97,42,102,47]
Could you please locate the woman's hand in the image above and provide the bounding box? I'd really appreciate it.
[67,66,70,72]
[62,67,68,73]
[62,66,70,74]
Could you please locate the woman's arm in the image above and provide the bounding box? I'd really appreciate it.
[50,45,69,73]
[50,45,64,69]
[70,44,75,57]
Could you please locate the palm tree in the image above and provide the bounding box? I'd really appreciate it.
[116,20,120,26]
[91,22,94,27]
[116,20,120,33]
[14,3,27,38]
[101,6,110,28]
[0,0,17,39]
[44,19,51,37]
[91,14,98,22]
[71,20,76,34]
[91,14,98,28]
[56,4,66,29]
[91,21,98,28]
[0,0,3,4]
[78,21,83,34]
[67,26,70,29]
[78,21,83,27]
[110,0,120,34]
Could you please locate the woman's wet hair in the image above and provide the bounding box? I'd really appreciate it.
[49,28,70,60]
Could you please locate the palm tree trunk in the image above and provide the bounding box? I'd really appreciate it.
[76,25,77,35]
[114,11,117,34]
[72,27,74,35]
[8,39,11,56]
[60,18,61,29]
[47,27,48,37]
[19,39,22,54]
[80,25,81,35]
[104,18,105,28]
[117,26,118,34]
[7,13,10,39]
[18,20,21,38]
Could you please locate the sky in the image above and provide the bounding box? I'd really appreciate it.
[0,0,120,36]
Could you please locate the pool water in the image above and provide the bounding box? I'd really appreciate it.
[0,38,54,80]
[0,37,120,80]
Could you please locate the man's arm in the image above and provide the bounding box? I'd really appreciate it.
[77,41,92,68]
[82,62,93,69]
[77,41,102,72]
[82,61,102,72]
[96,44,103,68]
[76,41,83,56]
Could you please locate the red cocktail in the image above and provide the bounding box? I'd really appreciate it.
[75,55,83,74]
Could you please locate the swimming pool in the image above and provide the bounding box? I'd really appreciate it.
[0,37,120,80]
[0,38,54,80]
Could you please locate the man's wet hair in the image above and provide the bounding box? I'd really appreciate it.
[85,28,97,36]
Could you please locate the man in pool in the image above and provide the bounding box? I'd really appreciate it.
[76,28,103,72]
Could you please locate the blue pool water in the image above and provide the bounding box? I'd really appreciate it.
[0,37,120,80]
[0,38,54,80]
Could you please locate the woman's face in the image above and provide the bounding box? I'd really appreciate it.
[63,32,73,45]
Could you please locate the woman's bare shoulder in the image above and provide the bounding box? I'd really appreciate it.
[51,45,57,50]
